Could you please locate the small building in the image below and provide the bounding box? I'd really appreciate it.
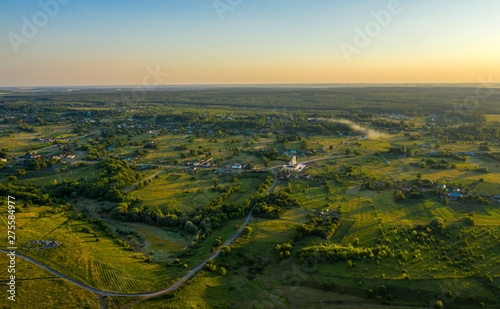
[295,163,306,172]
[447,193,462,200]
[289,156,297,166]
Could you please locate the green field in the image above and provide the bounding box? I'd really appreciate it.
[0,258,100,308]
[1,91,500,308]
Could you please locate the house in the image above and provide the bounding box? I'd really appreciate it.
[447,193,462,200]
[374,182,385,187]
[280,173,291,180]
[402,187,411,192]
[231,164,242,169]
[452,188,461,193]
[201,162,211,167]
[295,163,306,172]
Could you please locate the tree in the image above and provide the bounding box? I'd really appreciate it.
[213,236,222,247]
[433,300,443,309]
[15,169,26,176]
[443,197,449,205]
[430,217,444,229]
[395,190,405,202]
[217,267,227,276]
[464,216,475,226]
[242,226,252,236]
[8,176,17,183]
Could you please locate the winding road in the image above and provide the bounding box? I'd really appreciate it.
[1,169,278,309]
[2,138,346,308]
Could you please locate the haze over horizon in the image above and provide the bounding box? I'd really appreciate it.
[1,0,499,87]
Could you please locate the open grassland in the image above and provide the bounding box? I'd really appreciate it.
[2,109,500,308]
[0,205,177,293]
[103,218,191,263]
[17,164,98,187]
[131,267,391,309]
[0,258,100,308]
[129,169,261,213]
[0,123,79,157]
[485,114,500,122]
[129,170,224,213]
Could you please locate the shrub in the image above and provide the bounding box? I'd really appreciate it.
[464,216,475,226]
[395,190,405,202]
[217,267,227,276]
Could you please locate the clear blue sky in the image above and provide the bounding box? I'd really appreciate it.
[0,0,499,86]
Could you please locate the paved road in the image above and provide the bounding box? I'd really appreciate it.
[1,138,345,308]
[0,169,278,309]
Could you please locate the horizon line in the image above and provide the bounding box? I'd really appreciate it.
[1,82,500,89]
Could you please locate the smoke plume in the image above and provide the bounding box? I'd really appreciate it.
[311,118,388,139]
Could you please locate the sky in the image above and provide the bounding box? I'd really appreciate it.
[0,0,499,87]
